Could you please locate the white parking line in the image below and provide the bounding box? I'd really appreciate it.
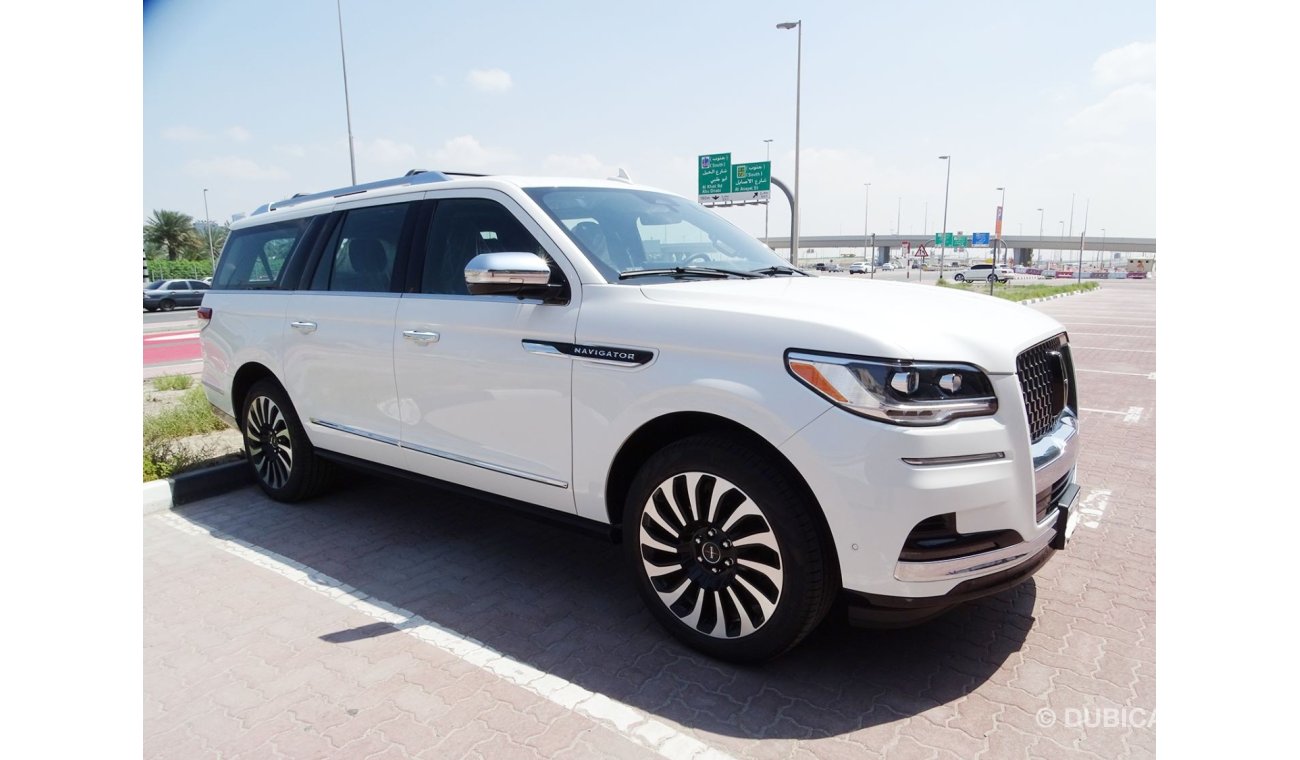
[1080,406,1144,423]
[1077,489,1112,530]
[154,512,733,760]
[1076,368,1156,379]
[144,332,200,342]
[1070,346,1156,353]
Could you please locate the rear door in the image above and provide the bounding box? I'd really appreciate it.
[281,198,419,467]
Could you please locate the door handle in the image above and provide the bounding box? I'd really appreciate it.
[403,330,440,345]
[290,321,317,333]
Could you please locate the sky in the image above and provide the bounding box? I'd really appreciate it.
[143,0,1155,241]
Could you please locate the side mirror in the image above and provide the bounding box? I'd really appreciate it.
[464,252,556,299]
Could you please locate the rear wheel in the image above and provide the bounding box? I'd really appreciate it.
[987,274,998,283]
[239,379,333,502]
[954,273,965,282]
[623,435,835,662]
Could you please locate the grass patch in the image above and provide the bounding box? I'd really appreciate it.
[143,386,231,481]
[151,373,194,391]
[936,278,1100,302]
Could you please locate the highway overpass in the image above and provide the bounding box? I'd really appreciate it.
[759,234,1155,264]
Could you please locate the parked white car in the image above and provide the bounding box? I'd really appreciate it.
[201,171,1081,661]
[848,262,873,274]
[954,264,1016,283]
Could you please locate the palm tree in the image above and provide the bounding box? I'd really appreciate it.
[144,210,200,261]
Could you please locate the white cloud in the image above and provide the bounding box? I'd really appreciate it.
[430,135,514,170]
[1092,42,1155,88]
[467,68,513,93]
[226,126,252,142]
[542,153,619,179]
[162,125,205,141]
[184,156,289,181]
[360,137,418,165]
[1067,83,1156,140]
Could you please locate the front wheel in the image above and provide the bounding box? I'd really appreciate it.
[623,435,835,662]
[240,379,333,502]
[159,299,176,312]
[987,274,998,283]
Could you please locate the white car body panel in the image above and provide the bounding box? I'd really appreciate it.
[201,174,1079,608]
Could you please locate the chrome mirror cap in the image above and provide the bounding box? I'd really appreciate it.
[464,252,552,294]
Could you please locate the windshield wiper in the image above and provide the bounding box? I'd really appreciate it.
[620,267,761,280]
[750,265,809,277]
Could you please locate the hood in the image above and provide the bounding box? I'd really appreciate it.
[637,277,1066,373]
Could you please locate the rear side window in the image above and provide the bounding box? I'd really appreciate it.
[310,203,413,293]
[212,219,310,289]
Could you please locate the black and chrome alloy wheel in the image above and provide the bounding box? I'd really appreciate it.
[639,472,784,639]
[245,394,293,489]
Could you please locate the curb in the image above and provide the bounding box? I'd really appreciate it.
[143,459,253,515]
[1019,286,1099,306]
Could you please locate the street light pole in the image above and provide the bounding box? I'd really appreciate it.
[777,20,802,268]
[1037,208,1044,237]
[896,196,901,236]
[202,188,215,268]
[337,0,357,185]
[863,182,870,265]
[938,155,951,279]
[995,186,1006,266]
[1100,227,1107,267]
[763,138,774,244]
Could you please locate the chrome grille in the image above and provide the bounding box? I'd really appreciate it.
[1017,334,1071,442]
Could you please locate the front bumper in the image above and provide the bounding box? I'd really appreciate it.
[777,371,1081,603]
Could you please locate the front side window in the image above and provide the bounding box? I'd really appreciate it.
[525,187,792,282]
[420,198,549,295]
[213,219,310,289]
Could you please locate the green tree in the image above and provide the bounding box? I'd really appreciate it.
[144,210,200,261]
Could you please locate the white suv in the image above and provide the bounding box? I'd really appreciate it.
[954,263,1016,283]
[200,171,1081,661]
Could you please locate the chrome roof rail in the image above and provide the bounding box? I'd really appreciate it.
[251,169,451,216]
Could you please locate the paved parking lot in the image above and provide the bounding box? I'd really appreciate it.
[144,280,1156,759]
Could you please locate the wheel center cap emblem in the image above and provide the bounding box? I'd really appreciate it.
[701,542,722,564]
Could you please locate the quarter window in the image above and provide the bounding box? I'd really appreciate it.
[212,219,309,289]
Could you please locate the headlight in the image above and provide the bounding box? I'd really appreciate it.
[785,350,997,426]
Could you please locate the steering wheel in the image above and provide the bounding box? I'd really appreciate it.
[683,253,713,265]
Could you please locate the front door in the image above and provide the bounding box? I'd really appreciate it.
[393,192,579,512]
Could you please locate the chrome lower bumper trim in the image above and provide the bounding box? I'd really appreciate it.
[894,525,1056,583]
[901,451,1005,466]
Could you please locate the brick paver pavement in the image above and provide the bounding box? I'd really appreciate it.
[145,280,1156,758]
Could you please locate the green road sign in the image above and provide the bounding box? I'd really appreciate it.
[698,153,731,196]
[732,161,771,193]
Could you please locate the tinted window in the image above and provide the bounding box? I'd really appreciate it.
[420,199,547,295]
[313,203,411,293]
[188,280,210,290]
[145,280,165,290]
[213,219,310,289]
[166,281,188,290]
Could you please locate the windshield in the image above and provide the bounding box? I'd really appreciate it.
[524,187,793,282]
[145,280,166,290]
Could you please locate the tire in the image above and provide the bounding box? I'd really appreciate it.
[159,299,176,312]
[954,274,965,282]
[145,306,158,312]
[623,434,835,662]
[239,378,333,502]
[987,274,998,283]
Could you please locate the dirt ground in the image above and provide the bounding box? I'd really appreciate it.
[143,381,244,464]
